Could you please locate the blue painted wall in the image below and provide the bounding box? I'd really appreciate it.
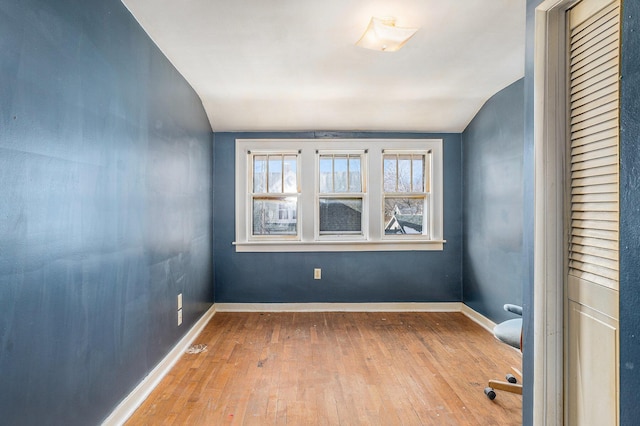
[214,132,462,303]
[0,1,213,424]
[619,1,640,423]
[462,79,524,323]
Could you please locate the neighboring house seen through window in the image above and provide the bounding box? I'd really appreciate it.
[383,152,429,237]
[250,152,299,238]
[235,139,444,252]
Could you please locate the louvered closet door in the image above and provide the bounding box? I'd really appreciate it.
[566,0,620,424]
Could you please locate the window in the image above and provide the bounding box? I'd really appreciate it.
[250,152,299,238]
[383,152,429,237]
[318,152,366,237]
[235,139,444,252]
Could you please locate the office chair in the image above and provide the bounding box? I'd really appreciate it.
[484,304,523,400]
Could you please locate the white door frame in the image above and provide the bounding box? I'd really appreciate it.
[533,0,580,424]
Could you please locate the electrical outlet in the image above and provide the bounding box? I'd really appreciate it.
[178,308,183,326]
[177,293,183,310]
[314,268,321,280]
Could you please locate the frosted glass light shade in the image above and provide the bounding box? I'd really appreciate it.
[356,17,418,52]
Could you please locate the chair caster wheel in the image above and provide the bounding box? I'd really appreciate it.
[506,374,517,384]
[484,387,496,400]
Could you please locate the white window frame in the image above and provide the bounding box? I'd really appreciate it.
[234,139,444,252]
[316,150,368,241]
[247,150,301,241]
[381,149,432,240]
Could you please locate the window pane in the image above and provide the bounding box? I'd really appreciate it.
[253,197,297,235]
[349,156,361,192]
[383,155,396,192]
[283,155,297,193]
[412,156,424,192]
[333,155,348,192]
[268,155,282,193]
[319,156,333,193]
[319,198,362,234]
[397,155,412,192]
[384,197,424,235]
[253,155,267,193]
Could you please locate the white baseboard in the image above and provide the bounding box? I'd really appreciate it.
[217,302,496,333]
[216,302,496,334]
[215,301,497,333]
[102,305,216,426]
[460,303,497,334]
[214,302,463,312]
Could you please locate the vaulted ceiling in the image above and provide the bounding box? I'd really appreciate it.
[121,0,526,132]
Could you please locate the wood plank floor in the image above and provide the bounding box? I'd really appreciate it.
[127,312,522,425]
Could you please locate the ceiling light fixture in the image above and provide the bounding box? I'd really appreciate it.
[356,17,418,52]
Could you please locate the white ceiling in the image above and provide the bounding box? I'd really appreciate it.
[121,0,526,133]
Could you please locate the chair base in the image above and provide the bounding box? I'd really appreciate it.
[486,304,523,401]
[487,379,522,395]
[485,369,523,400]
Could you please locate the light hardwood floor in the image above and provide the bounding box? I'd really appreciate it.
[127,312,522,425]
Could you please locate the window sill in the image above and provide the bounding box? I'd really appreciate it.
[233,240,445,252]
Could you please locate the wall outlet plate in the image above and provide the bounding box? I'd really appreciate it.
[178,308,183,326]
[314,268,321,280]
[178,293,182,310]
